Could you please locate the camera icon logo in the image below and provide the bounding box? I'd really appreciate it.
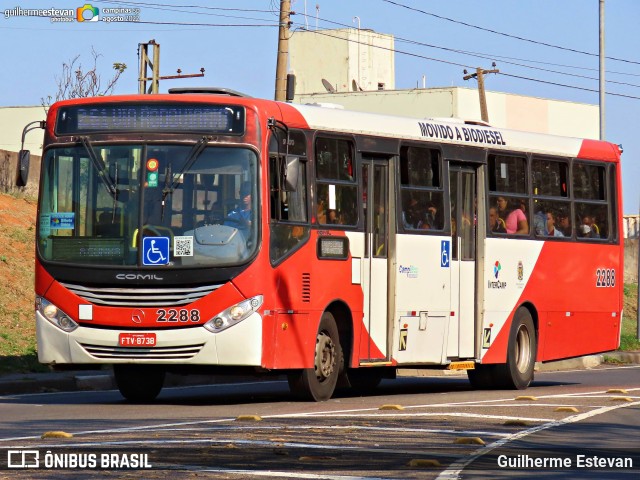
[76,4,99,22]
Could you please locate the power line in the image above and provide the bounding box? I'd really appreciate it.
[133,20,278,27]
[393,37,640,88]
[294,11,640,81]
[100,0,276,22]
[108,2,640,79]
[296,27,474,69]
[500,72,640,100]
[381,0,640,66]
[101,0,274,14]
[293,26,640,100]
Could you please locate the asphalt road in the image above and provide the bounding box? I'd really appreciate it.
[0,365,639,479]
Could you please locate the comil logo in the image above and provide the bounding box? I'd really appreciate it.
[77,4,99,22]
[493,260,502,279]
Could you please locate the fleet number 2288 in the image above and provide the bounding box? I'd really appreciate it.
[156,309,200,322]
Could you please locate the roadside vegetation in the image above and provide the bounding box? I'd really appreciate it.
[622,283,640,351]
[0,192,638,374]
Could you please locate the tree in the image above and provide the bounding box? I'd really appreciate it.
[41,47,127,111]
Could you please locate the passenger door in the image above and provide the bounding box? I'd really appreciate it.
[448,165,476,358]
[360,157,389,361]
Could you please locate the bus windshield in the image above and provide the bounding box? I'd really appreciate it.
[38,143,258,268]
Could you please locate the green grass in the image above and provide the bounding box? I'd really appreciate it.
[0,331,49,374]
[621,283,639,352]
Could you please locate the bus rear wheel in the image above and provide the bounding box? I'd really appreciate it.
[494,307,537,389]
[288,312,342,401]
[114,365,165,402]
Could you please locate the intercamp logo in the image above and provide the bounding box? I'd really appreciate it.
[76,4,99,22]
[7,450,39,468]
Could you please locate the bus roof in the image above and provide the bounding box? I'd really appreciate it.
[47,93,621,163]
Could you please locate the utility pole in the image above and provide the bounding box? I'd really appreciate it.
[138,40,205,94]
[463,65,499,123]
[274,0,291,101]
[599,0,606,140]
[139,40,160,94]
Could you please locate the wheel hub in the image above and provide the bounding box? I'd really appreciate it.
[314,331,336,381]
[515,325,531,373]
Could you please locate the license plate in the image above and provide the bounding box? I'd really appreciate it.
[118,333,156,347]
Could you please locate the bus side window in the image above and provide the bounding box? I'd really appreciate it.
[488,154,529,236]
[269,129,310,264]
[573,162,608,241]
[315,137,358,227]
[398,146,444,232]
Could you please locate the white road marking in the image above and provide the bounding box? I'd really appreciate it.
[198,469,395,480]
[435,400,640,480]
[275,412,555,422]
[116,424,512,438]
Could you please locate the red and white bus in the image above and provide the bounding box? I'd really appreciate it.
[24,89,623,401]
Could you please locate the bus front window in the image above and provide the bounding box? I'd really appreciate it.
[38,144,258,268]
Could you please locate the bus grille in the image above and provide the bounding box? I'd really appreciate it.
[80,343,205,360]
[61,282,223,307]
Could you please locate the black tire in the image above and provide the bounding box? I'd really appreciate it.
[467,364,496,390]
[114,365,165,402]
[287,312,343,401]
[493,307,537,390]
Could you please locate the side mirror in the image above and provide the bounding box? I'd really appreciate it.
[17,120,45,187]
[16,150,30,187]
[284,156,299,192]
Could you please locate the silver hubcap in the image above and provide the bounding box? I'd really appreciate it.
[315,331,336,381]
[515,324,532,373]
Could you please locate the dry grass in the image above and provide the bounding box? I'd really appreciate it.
[0,193,45,373]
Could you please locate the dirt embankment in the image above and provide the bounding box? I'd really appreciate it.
[0,193,37,362]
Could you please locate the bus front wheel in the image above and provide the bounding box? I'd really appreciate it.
[288,312,342,401]
[494,307,537,389]
[114,365,165,402]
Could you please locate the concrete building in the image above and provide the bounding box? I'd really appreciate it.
[0,106,45,156]
[290,28,395,95]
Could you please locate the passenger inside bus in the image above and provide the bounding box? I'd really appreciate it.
[488,206,506,233]
[556,209,571,236]
[546,210,564,237]
[533,205,547,236]
[224,182,253,238]
[402,197,421,229]
[496,196,529,234]
[579,215,600,238]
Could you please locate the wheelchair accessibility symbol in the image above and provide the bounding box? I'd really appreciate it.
[441,240,450,268]
[143,237,169,265]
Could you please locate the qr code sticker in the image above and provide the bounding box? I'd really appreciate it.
[174,236,193,256]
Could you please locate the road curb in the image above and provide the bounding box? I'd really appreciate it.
[1,351,638,396]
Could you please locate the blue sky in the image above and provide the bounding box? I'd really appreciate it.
[2,0,638,213]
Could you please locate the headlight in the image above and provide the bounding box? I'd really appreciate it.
[204,295,263,333]
[36,296,78,333]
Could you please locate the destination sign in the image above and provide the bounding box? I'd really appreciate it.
[55,103,245,135]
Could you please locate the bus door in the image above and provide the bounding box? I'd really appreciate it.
[361,157,390,361]
[448,165,476,359]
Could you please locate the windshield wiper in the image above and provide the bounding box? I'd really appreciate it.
[79,136,117,199]
[160,136,211,221]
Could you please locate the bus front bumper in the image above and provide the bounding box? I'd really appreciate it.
[35,311,263,366]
